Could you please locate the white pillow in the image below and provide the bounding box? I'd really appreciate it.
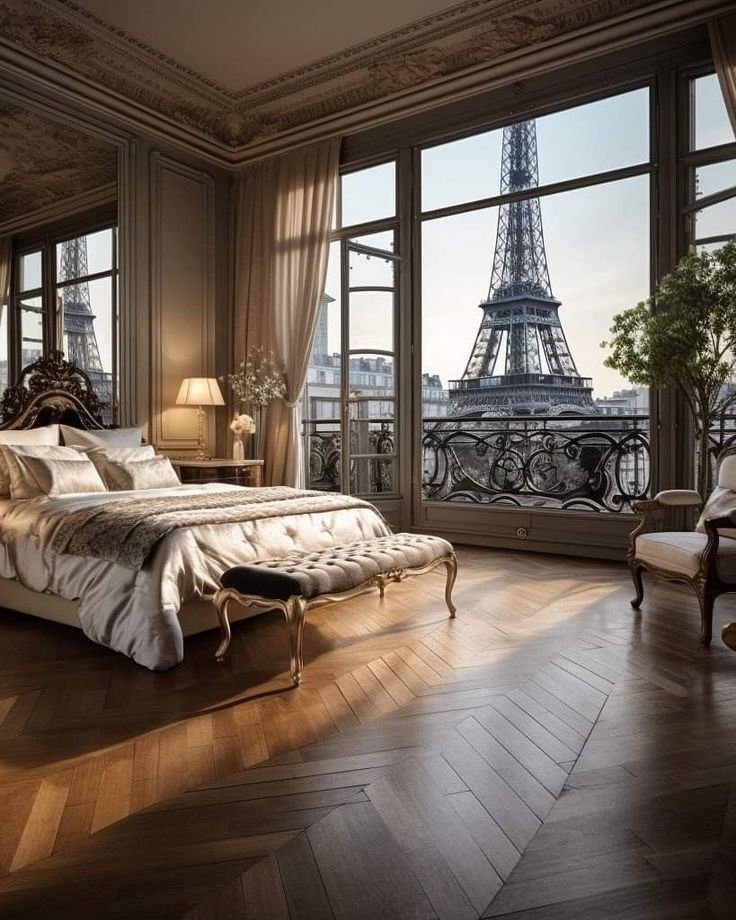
[60,425,144,449]
[1,444,100,499]
[21,456,107,497]
[0,426,60,496]
[85,445,156,489]
[102,456,181,491]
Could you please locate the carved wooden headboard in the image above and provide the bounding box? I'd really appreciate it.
[0,351,106,431]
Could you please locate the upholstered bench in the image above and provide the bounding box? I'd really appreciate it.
[213,533,457,686]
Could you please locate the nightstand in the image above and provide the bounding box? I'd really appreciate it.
[173,459,264,487]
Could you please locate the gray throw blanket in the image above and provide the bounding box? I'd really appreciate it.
[51,487,374,570]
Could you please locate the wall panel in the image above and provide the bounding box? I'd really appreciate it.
[150,153,216,452]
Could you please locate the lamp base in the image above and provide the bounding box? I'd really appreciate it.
[195,406,210,460]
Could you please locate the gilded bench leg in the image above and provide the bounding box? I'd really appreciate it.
[284,596,308,687]
[444,553,458,618]
[214,588,234,661]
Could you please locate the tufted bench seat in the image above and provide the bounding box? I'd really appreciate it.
[213,533,457,686]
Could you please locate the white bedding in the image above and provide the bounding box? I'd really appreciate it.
[0,483,389,670]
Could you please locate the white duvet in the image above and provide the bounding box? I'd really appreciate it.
[0,483,389,670]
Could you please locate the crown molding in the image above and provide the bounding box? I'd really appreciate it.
[0,0,731,165]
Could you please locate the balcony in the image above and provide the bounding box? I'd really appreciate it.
[422,414,650,513]
[303,411,651,512]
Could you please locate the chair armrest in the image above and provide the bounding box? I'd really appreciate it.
[651,489,703,507]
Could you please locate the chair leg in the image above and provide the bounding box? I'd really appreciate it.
[214,589,233,661]
[444,554,458,619]
[284,597,308,687]
[696,581,715,646]
[630,563,645,609]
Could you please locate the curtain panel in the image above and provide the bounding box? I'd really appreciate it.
[709,12,736,134]
[233,138,340,487]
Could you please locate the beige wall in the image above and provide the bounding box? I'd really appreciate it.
[123,136,232,458]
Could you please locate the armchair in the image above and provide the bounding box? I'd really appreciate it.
[629,452,736,646]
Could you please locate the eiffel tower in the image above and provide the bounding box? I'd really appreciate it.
[58,236,113,411]
[448,119,595,416]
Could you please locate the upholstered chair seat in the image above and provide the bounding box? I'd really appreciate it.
[636,531,736,581]
[629,450,736,646]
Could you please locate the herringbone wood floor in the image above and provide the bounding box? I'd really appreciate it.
[1,546,736,918]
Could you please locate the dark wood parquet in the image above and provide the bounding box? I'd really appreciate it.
[0,547,735,918]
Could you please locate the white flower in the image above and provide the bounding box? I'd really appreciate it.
[230,413,256,435]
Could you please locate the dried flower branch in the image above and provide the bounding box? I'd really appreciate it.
[221,346,287,407]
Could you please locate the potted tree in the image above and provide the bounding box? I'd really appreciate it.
[602,241,736,498]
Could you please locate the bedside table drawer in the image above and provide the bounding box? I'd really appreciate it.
[174,461,264,488]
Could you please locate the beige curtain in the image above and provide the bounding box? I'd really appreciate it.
[233,138,340,487]
[0,237,10,328]
[709,12,736,134]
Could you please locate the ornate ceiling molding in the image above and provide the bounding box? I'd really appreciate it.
[0,0,728,154]
[0,99,116,221]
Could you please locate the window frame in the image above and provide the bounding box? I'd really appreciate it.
[302,156,402,501]
[334,29,717,553]
[5,207,119,421]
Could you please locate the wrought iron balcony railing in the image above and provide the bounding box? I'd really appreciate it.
[422,414,650,513]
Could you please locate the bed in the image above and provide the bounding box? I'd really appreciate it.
[0,353,390,670]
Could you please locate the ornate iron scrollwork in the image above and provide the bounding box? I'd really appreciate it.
[421,416,650,513]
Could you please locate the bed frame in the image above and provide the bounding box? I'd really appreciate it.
[0,351,256,640]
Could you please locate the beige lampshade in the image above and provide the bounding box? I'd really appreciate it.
[175,377,225,407]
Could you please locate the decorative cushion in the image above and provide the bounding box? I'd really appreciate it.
[101,455,181,491]
[636,531,736,582]
[84,446,156,488]
[220,533,454,600]
[1,444,95,500]
[696,486,736,540]
[718,454,736,492]
[20,456,107,496]
[0,425,60,496]
[60,425,144,449]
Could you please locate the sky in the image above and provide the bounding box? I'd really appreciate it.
[322,75,735,401]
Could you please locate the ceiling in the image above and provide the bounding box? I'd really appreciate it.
[0,103,116,223]
[71,0,461,92]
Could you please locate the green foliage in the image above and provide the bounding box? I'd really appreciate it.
[602,241,736,494]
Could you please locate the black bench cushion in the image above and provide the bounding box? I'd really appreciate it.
[220,533,453,600]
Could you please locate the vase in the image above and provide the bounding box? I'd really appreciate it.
[252,404,266,461]
[232,435,245,461]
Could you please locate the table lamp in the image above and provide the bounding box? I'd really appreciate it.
[175,377,225,459]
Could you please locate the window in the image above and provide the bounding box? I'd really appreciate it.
[4,219,118,422]
[307,42,733,551]
[303,162,399,496]
[686,74,736,254]
[420,88,652,513]
[16,250,44,368]
[685,70,736,465]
